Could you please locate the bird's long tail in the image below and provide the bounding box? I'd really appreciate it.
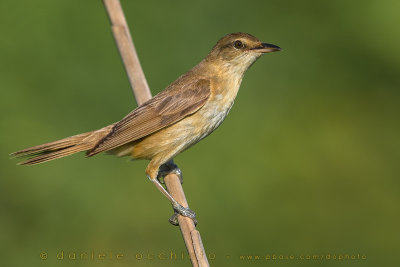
[11,125,114,165]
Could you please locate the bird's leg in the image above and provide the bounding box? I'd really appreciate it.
[148,177,197,226]
[147,160,196,226]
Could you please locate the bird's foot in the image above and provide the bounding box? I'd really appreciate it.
[157,161,183,184]
[169,203,197,226]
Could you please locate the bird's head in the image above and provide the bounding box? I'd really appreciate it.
[206,32,281,75]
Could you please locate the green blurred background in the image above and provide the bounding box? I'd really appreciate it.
[1,0,399,266]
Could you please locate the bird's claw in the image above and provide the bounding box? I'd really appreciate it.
[157,162,183,184]
[169,203,197,226]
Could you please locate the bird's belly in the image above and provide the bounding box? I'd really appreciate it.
[128,99,233,160]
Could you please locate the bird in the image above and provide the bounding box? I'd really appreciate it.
[11,32,281,224]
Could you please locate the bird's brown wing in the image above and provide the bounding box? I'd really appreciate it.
[86,79,211,156]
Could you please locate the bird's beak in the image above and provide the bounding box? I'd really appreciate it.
[251,43,281,53]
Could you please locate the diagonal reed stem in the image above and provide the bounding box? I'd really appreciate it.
[102,1,209,266]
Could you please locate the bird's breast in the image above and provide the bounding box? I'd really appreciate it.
[192,77,242,137]
[128,79,242,159]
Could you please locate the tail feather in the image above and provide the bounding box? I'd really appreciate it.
[11,125,114,165]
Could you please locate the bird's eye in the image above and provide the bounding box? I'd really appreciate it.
[234,40,244,49]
